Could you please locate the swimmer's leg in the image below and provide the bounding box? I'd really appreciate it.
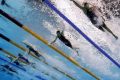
[102,23,118,39]
[72,47,80,56]
[98,25,105,32]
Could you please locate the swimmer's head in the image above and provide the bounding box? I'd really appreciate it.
[18,53,23,57]
[0,48,2,50]
[4,65,9,68]
[83,2,89,7]
[56,30,60,34]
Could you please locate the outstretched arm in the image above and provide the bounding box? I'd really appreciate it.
[8,56,14,62]
[12,57,19,63]
[51,36,58,44]
[71,0,84,10]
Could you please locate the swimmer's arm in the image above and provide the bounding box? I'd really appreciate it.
[13,57,19,62]
[8,56,14,61]
[50,36,58,44]
[77,4,84,10]
[8,56,17,63]
[71,0,84,9]
[9,57,19,64]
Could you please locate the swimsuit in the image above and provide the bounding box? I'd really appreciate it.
[57,34,72,48]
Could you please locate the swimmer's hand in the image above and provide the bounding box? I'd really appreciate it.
[48,42,52,45]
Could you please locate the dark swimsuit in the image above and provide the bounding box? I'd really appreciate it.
[85,7,105,32]
[58,34,72,48]
[19,56,29,63]
[28,46,41,57]
[14,61,21,65]
[2,65,17,73]
[85,7,98,24]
